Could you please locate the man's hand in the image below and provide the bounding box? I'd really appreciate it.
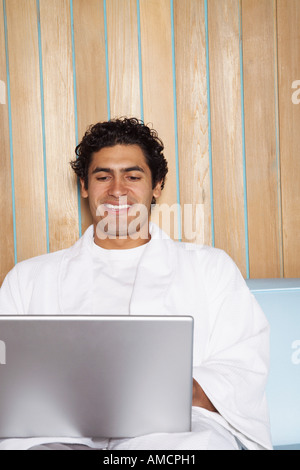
[192,378,218,412]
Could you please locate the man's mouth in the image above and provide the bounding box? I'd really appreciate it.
[104,203,131,209]
[103,203,132,213]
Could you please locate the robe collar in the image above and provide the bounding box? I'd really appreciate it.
[58,223,176,315]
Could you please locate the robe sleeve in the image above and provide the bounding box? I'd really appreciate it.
[0,266,24,314]
[192,249,272,449]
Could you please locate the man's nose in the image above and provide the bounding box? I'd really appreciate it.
[108,177,128,198]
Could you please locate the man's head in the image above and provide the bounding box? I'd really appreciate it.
[70,118,168,248]
[70,117,168,204]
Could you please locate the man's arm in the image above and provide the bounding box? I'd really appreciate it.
[192,378,218,412]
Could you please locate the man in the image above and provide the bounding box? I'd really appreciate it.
[0,118,272,450]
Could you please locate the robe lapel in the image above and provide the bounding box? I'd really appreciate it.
[58,226,94,314]
[129,224,176,316]
[58,223,177,316]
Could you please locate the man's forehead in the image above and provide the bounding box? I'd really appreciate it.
[89,144,150,171]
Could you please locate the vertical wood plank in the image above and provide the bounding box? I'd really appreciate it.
[73,0,107,134]
[0,2,14,284]
[39,0,79,251]
[106,0,141,120]
[6,0,47,261]
[174,0,211,245]
[139,0,178,239]
[277,0,300,277]
[72,0,107,234]
[207,0,247,276]
[242,0,281,278]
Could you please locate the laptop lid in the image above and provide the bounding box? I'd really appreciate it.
[0,315,193,439]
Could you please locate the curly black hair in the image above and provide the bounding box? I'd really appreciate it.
[70,118,168,203]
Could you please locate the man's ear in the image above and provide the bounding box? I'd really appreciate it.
[152,180,162,200]
[80,178,88,199]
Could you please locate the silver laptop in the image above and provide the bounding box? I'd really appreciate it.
[0,315,193,439]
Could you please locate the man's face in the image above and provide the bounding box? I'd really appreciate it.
[80,144,162,248]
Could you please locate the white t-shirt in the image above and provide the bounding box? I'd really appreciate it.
[91,241,148,315]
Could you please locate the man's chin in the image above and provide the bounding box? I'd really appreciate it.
[95,218,150,241]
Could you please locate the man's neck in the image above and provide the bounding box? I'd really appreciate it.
[93,225,151,250]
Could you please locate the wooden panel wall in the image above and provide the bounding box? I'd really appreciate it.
[0,0,14,278]
[5,0,47,260]
[1,0,300,284]
[242,0,281,278]
[208,0,247,275]
[277,0,300,278]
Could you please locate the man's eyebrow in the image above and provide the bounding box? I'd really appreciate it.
[91,167,110,174]
[122,166,145,173]
[91,166,145,174]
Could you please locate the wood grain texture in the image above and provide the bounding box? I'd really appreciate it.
[72,0,107,234]
[207,0,246,275]
[242,0,281,278]
[0,0,300,280]
[6,0,47,262]
[277,0,300,277]
[39,0,79,251]
[106,0,141,120]
[173,0,211,245]
[139,0,179,239]
[0,2,14,285]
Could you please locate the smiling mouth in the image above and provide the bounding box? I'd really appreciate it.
[97,202,148,218]
[104,203,132,211]
[102,203,134,215]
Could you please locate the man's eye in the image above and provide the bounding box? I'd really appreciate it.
[96,176,109,181]
[128,176,141,181]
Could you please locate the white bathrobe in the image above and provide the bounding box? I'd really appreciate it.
[0,223,272,450]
